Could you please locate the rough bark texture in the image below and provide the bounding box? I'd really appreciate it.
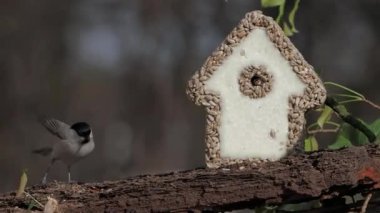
[1,145,380,212]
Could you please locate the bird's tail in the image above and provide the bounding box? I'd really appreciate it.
[32,147,53,156]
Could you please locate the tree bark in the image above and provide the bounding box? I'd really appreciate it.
[1,145,380,212]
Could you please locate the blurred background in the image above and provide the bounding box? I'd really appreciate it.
[0,0,379,192]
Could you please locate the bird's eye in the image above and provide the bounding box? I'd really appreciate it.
[77,129,90,137]
[83,130,91,136]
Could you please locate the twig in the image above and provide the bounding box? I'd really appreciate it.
[360,193,373,213]
[363,99,380,111]
[325,96,377,142]
[307,128,339,134]
[24,191,44,208]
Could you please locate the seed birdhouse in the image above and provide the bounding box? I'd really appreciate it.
[186,11,326,168]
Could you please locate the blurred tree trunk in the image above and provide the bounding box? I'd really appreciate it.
[0,0,72,120]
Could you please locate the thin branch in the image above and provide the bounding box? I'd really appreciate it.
[360,193,373,213]
[363,99,380,111]
[24,192,44,208]
[325,82,365,99]
[308,128,339,135]
[339,99,363,105]
[326,82,380,111]
[325,96,377,142]
[331,93,363,99]
[307,121,340,132]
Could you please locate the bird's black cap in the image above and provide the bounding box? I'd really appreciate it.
[71,122,91,137]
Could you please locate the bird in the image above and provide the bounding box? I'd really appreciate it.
[33,118,95,184]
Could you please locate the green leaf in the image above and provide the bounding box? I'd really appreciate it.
[261,0,285,7]
[255,206,277,213]
[276,2,286,23]
[324,82,365,99]
[370,118,380,136]
[329,126,352,150]
[279,200,321,211]
[283,22,294,36]
[317,106,333,128]
[288,0,300,33]
[353,118,380,145]
[27,200,36,210]
[357,118,380,144]
[16,170,28,197]
[329,135,352,150]
[340,123,351,138]
[356,130,368,145]
[304,136,318,152]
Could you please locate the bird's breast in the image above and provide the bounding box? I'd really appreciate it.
[77,140,95,158]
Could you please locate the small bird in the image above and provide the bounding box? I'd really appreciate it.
[33,118,95,184]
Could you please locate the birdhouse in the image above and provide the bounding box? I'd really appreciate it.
[186,11,326,168]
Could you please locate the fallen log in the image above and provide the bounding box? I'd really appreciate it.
[1,145,380,212]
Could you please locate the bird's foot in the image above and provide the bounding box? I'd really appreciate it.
[68,179,78,184]
[41,176,47,185]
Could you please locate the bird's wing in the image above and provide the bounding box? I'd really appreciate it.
[41,118,73,139]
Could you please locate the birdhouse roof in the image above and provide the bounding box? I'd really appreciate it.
[187,11,325,107]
